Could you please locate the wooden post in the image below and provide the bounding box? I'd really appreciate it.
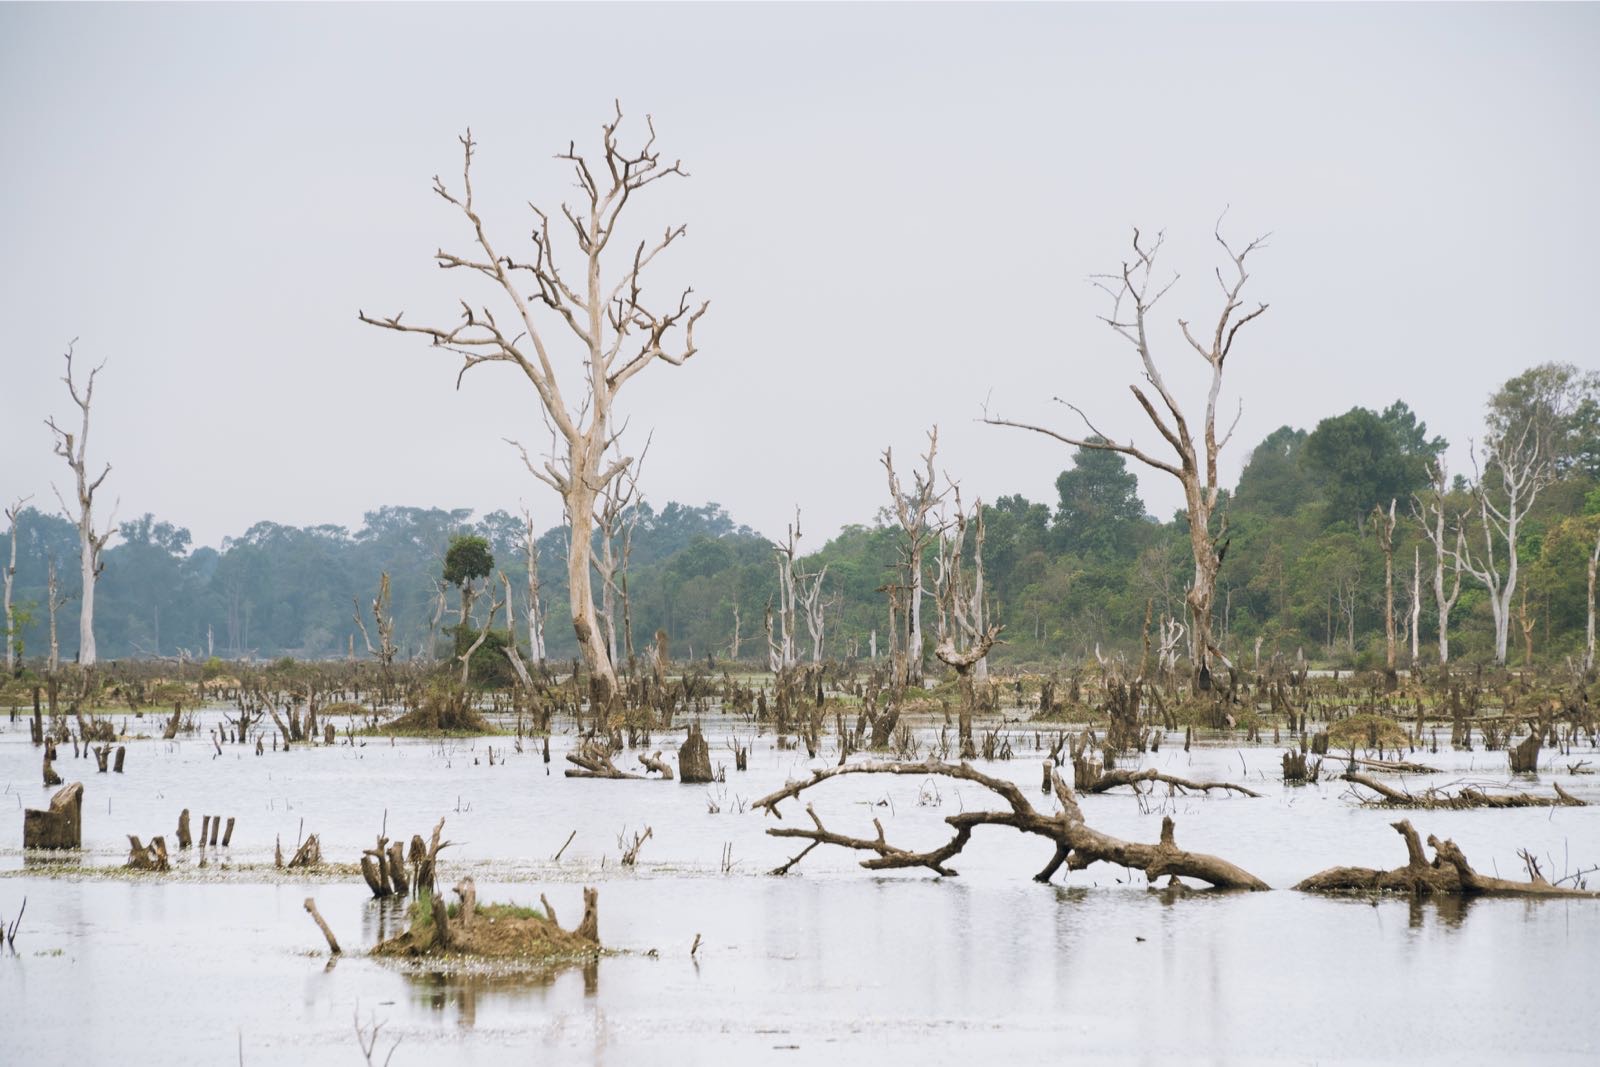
[113,746,125,773]
[222,817,235,847]
[176,809,192,849]
[208,815,220,847]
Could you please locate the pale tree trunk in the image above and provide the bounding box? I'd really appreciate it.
[363,109,708,709]
[1409,546,1421,667]
[1371,499,1398,680]
[48,557,63,674]
[798,565,829,664]
[1413,461,1463,665]
[3,498,26,673]
[869,629,877,661]
[45,343,114,667]
[728,604,741,660]
[986,226,1268,690]
[521,509,546,666]
[883,429,944,687]
[1459,425,1549,666]
[771,512,801,671]
[1585,523,1599,675]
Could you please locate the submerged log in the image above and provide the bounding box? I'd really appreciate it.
[126,835,170,871]
[564,741,644,779]
[639,751,674,779]
[24,782,83,850]
[1296,819,1600,898]
[303,897,341,955]
[1341,772,1586,809]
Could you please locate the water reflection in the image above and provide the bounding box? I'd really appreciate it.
[401,956,598,1028]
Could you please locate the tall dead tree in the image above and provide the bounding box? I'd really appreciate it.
[45,342,116,667]
[986,225,1268,689]
[361,106,707,709]
[797,564,831,664]
[1412,461,1464,665]
[1459,424,1551,665]
[883,428,945,687]
[1370,499,1398,684]
[3,498,28,674]
[934,490,1003,757]
[46,556,68,673]
[767,511,802,672]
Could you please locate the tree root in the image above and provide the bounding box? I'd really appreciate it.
[1296,819,1600,898]
[752,757,1269,890]
[1341,772,1587,809]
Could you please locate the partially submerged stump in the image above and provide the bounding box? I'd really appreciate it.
[639,752,674,779]
[679,723,713,784]
[126,835,171,871]
[24,782,83,850]
[565,741,645,779]
[1297,819,1600,898]
[373,885,601,962]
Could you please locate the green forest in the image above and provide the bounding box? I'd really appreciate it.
[5,362,1598,673]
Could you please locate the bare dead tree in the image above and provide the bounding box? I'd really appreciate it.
[1407,545,1422,668]
[1586,520,1600,676]
[769,510,802,672]
[593,438,647,670]
[985,224,1268,690]
[883,428,945,687]
[1370,499,1398,684]
[457,584,505,687]
[45,341,116,666]
[498,571,534,687]
[1412,460,1465,665]
[360,106,708,708]
[3,497,28,674]
[353,572,399,670]
[520,507,547,666]
[46,556,69,674]
[797,563,830,664]
[1459,424,1551,665]
[728,603,741,661]
[933,489,1003,757]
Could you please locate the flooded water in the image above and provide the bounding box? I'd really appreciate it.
[2,709,1597,1065]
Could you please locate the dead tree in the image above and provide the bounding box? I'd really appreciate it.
[521,506,547,666]
[1459,422,1551,665]
[1370,499,1399,684]
[768,510,803,672]
[883,428,945,687]
[456,585,504,687]
[1587,520,1600,676]
[45,341,116,667]
[933,489,1002,757]
[755,757,1267,890]
[352,572,399,670]
[361,107,708,708]
[593,439,646,668]
[498,571,534,688]
[797,563,831,664]
[986,225,1269,690]
[1412,461,1464,665]
[3,497,28,674]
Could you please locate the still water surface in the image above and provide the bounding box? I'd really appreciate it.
[2,710,1595,1065]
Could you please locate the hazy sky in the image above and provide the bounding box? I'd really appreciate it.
[3,3,1597,549]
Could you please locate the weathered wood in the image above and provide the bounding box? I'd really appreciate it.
[639,751,674,779]
[42,753,61,787]
[23,782,83,850]
[1297,819,1600,898]
[113,745,125,773]
[303,897,341,955]
[176,808,192,849]
[575,886,599,944]
[679,723,713,784]
[564,740,644,779]
[453,876,477,926]
[1340,772,1585,809]
[221,817,235,847]
[387,841,410,895]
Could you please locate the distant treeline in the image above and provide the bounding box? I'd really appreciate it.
[5,363,1598,670]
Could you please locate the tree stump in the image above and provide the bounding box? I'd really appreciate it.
[387,842,410,895]
[176,809,192,849]
[42,754,62,787]
[679,723,713,784]
[113,746,126,773]
[575,886,600,944]
[24,782,83,850]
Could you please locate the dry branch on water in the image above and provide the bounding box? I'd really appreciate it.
[1340,772,1586,810]
[753,757,1269,890]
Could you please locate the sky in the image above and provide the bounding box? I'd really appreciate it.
[2,3,1597,549]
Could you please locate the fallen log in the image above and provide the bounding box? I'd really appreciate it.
[1341,772,1586,809]
[755,757,1268,890]
[639,752,674,779]
[1296,819,1600,898]
[1073,758,1262,798]
[564,741,644,779]
[303,897,341,955]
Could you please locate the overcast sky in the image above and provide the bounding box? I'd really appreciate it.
[2,3,1596,549]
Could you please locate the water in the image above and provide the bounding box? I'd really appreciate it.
[2,709,1596,1065]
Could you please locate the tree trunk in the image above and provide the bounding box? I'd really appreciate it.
[565,485,618,708]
